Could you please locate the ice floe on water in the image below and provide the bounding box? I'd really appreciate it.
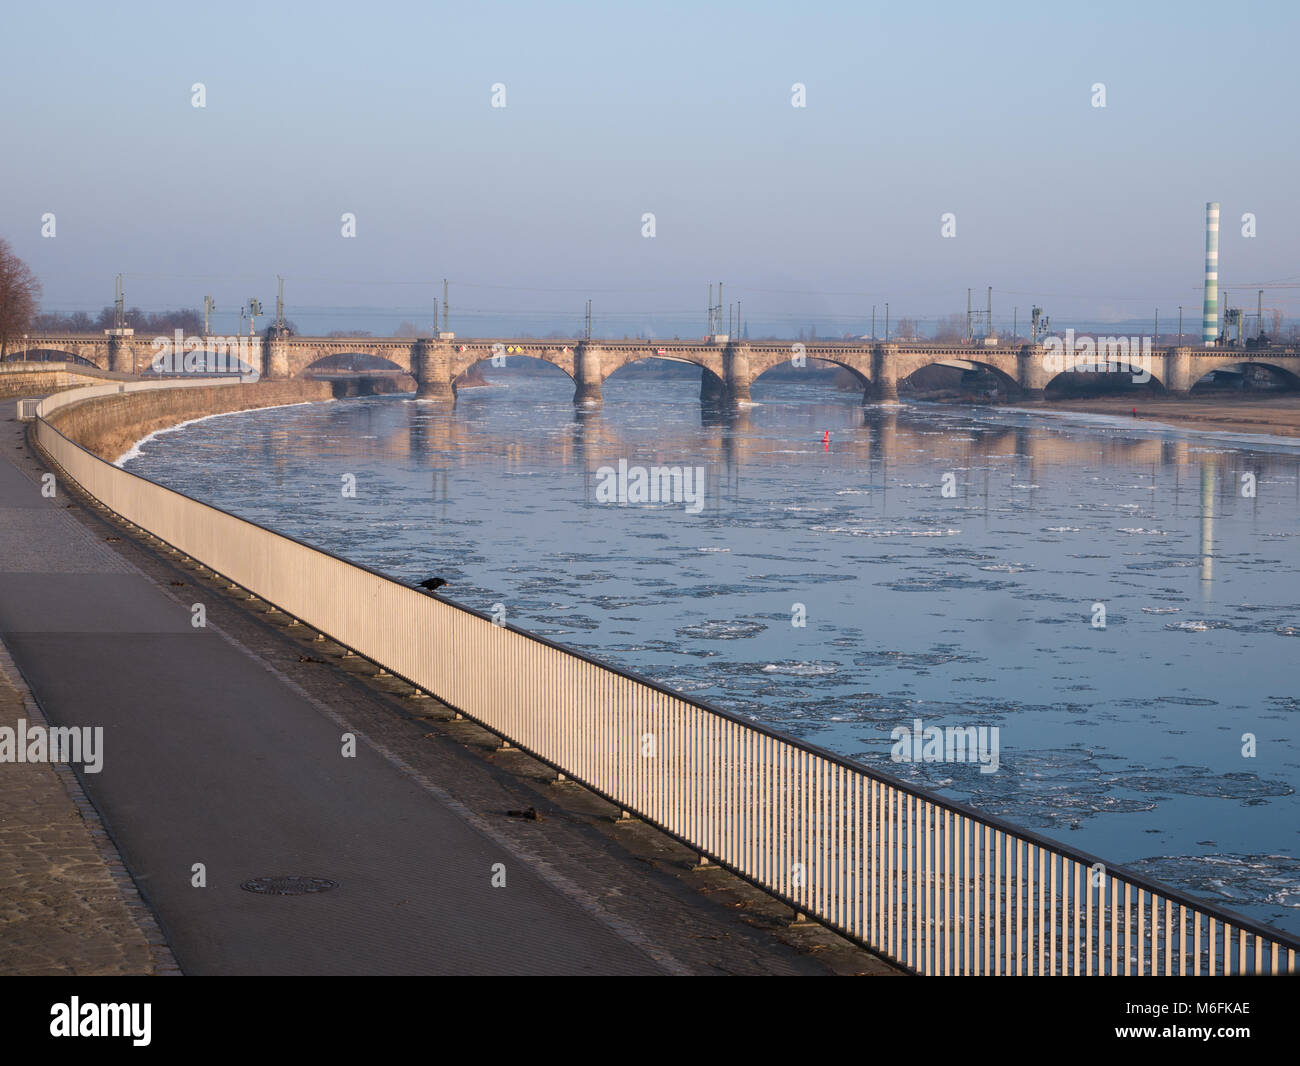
[857,747,1159,829]
[761,661,839,676]
[675,620,767,640]
[1127,854,1300,912]
[809,525,961,537]
[854,646,984,671]
[1124,768,1293,801]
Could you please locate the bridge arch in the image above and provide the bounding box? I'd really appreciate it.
[18,348,101,368]
[296,351,413,396]
[603,353,720,385]
[1191,360,1300,391]
[595,349,722,384]
[1044,351,1167,395]
[900,358,1019,398]
[451,352,576,390]
[284,343,415,379]
[750,356,872,396]
[599,354,728,405]
[300,351,406,374]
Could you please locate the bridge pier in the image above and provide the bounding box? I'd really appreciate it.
[1017,344,1047,400]
[871,344,899,403]
[723,343,752,406]
[1165,346,1193,394]
[412,339,455,402]
[107,334,137,375]
[700,369,727,405]
[574,343,603,406]
[264,336,290,380]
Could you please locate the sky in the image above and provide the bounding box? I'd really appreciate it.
[3,0,1299,338]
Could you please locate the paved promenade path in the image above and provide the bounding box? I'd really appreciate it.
[0,400,900,975]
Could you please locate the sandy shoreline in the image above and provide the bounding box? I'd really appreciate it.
[1003,394,1300,439]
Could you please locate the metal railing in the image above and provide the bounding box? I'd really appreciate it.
[34,379,1300,975]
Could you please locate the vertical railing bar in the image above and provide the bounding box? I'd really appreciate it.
[1076,860,1085,977]
[945,807,953,976]
[993,828,1002,977]
[1165,895,1173,977]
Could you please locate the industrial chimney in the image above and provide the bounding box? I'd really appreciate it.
[1202,202,1219,346]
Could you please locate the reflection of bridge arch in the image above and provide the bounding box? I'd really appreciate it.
[1192,360,1300,390]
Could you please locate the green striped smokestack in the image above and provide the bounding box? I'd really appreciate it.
[1202,202,1219,346]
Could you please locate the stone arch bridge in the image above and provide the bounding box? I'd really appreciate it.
[15,332,1300,405]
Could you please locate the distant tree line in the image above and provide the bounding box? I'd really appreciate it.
[33,306,205,334]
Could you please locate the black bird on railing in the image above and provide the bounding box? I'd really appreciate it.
[417,577,448,593]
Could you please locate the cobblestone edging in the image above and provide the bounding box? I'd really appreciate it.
[0,638,181,976]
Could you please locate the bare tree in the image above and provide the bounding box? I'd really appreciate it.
[34,309,94,331]
[0,239,41,359]
[933,312,967,343]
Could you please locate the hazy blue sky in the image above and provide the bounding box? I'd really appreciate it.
[4,0,1299,336]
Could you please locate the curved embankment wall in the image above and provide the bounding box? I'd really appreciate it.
[45,380,333,461]
[0,362,129,399]
[1,369,76,398]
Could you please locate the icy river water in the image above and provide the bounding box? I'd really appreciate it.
[123,373,1300,934]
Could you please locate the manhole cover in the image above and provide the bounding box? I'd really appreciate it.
[239,876,339,896]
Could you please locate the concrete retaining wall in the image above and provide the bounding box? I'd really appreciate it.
[46,380,333,462]
[0,371,72,398]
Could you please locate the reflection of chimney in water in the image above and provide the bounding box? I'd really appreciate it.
[1199,461,1214,591]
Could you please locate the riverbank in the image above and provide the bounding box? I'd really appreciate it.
[46,380,333,461]
[1017,393,1300,438]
